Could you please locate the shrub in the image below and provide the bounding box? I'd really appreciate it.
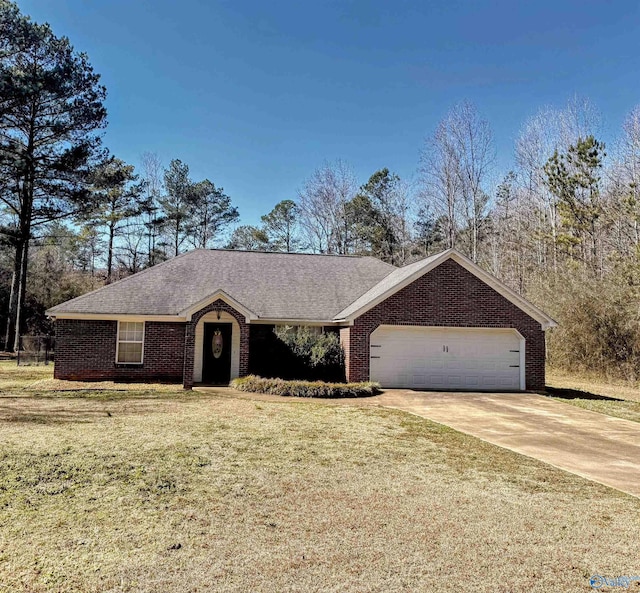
[527,262,640,382]
[258,325,345,382]
[310,331,344,367]
[231,375,381,398]
[274,326,343,366]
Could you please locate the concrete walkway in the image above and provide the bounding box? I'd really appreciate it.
[370,390,640,498]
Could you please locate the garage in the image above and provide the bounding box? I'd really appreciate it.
[369,325,524,390]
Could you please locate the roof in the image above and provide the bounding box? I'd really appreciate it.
[47,249,395,321]
[47,248,557,329]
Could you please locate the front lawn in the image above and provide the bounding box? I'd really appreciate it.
[0,362,638,592]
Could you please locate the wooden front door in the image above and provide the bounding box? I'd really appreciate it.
[202,323,232,384]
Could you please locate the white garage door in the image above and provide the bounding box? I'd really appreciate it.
[369,326,523,390]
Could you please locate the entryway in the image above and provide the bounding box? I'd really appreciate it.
[202,322,232,384]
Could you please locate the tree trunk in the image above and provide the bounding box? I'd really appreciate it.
[9,95,37,352]
[201,203,208,249]
[174,215,180,257]
[472,218,478,262]
[4,239,24,351]
[12,237,29,352]
[106,221,115,283]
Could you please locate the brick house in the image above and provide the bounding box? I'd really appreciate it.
[47,249,556,390]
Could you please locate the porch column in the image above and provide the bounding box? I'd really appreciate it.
[183,319,196,389]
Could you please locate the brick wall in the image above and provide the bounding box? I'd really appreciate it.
[183,299,249,389]
[54,319,186,382]
[344,259,546,390]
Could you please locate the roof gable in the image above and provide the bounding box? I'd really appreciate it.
[179,290,258,322]
[334,249,557,330]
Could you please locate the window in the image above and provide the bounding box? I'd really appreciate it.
[117,321,144,364]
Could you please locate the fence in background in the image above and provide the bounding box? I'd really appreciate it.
[17,335,54,366]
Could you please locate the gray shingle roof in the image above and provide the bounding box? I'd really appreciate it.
[47,249,396,321]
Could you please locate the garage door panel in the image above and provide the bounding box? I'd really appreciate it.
[370,326,522,390]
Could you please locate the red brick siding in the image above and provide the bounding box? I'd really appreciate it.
[344,259,546,390]
[54,319,186,382]
[183,299,250,389]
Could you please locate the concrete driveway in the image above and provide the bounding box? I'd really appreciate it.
[370,390,640,498]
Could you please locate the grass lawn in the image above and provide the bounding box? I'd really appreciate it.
[547,368,640,423]
[1,362,639,592]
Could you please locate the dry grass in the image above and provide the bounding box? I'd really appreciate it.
[0,361,54,391]
[0,361,182,403]
[547,368,640,423]
[0,362,638,592]
[547,368,640,402]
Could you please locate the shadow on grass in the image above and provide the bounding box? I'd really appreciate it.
[0,400,121,424]
[545,386,623,402]
[0,389,197,400]
[0,410,106,424]
[0,390,214,424]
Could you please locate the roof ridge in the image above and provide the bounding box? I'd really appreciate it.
[47,250,197,313]
[204,248,379,259]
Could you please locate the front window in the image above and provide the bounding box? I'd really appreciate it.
[117,321,144,363]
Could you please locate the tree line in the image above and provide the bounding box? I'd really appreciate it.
[2,1,640,380]
[281,99,640,380]
[0,1,241,349]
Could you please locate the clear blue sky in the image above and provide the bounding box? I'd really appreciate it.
[18,0,640,227]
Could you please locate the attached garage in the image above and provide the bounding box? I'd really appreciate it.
[337,250,556,391]
[369,326,524,390]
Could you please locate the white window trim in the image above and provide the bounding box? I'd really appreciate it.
[116,320,145,365]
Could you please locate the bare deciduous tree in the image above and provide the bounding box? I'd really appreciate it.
[419,116,462,250]
[297,160,357,254]
[449,101,494,262]
[420,101,494,262]
[608,106,640,252]
[140,152,165,265]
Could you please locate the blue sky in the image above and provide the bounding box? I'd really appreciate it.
[18,0,640,227]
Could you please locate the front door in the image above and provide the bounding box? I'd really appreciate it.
[202,323,232,384]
